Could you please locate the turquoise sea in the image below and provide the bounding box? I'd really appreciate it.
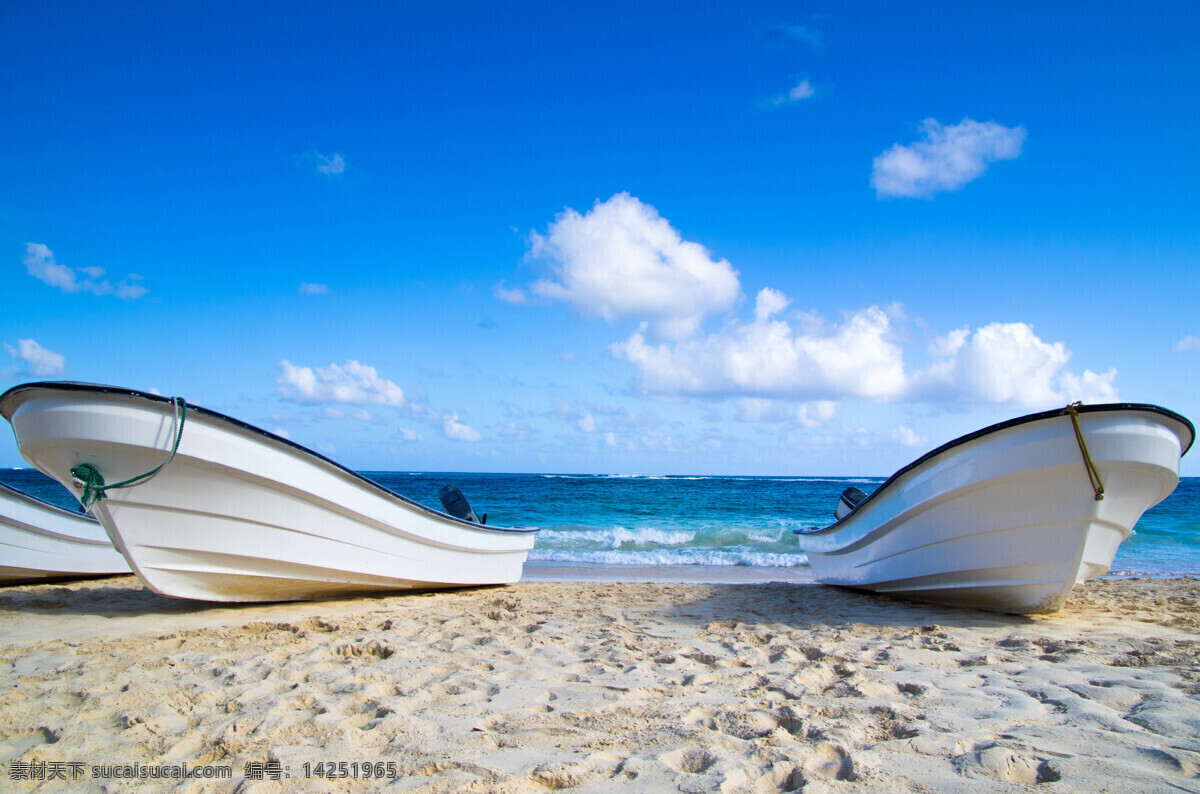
[3,469,1197,578]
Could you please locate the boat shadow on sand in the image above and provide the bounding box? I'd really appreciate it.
[0,575,511,620]
[664,581,1048,630]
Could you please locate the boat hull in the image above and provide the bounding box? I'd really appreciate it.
[797,406,1193,614]
[0,482,129,584]
[0,384,538,602]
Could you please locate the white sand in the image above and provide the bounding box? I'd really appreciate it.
[1,574,1198,792]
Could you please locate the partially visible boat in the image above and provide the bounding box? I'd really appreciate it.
[0,481,129,584]
[795,403,1194,614]
[0,382,539,603]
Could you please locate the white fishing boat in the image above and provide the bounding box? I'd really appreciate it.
[795,403,1194,614]
[0,382,538,602]
[0,481,130,584]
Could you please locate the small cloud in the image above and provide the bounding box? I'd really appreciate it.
[300,282,328,295]
[577,413,597,433]
[23,243,149,299]
[397,425,423,442]
[352,409,373,422]
[888,426,926,447]
[1174,336,1200,352]
[315,152,346,175]
[560,353,576,363]
[771,79,816,106]
[493,281,530,305]
[272,427,292,440]
[604,432,617,448]
[443,413,482,442]
[782,23,823,48]
[4,338,65,377]
[276,359,405,407]
[871,117,1026,199]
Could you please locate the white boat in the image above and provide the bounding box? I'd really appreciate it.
[0,480,130,584]
[0,382,538,602]
[795,403,1194,614]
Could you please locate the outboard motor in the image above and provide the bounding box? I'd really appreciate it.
[835,486,869,521]
[438,484,486,524]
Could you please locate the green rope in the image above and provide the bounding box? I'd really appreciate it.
[71,397,188,509]
[1062,401,1105,501]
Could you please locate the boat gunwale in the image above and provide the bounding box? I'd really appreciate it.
[0,480,98,524]
[0,381,538,536]
[795,402,1195,538]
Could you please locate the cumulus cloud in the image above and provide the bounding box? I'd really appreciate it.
[1174,336,1200,352]
[913,322,1118,408]
[4,338,65,377]
[23,243,148,299]
[526,193,741,340]
[442,413,482,442]
[300,282,328,295]
[871,118,1026,199]
[276,359,405,407]
[610,289,1116,411]
[611,292,908,401]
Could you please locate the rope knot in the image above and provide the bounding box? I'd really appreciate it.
[70,463,107,509]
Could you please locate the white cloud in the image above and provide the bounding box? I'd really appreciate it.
[611,291,1116,411]
[397,426,423,442]
[772,79,815,106]
[913,322,1118,407]
[276,359,406,407]
[1174,336,1200,352]
[442,413,482,442]
[736,398,840,426]
[527,193,741,340]
[612,297,908,402]
[577,413,597,433]
[300,282,328,295]
[23,243,148,299]
[352,409,373,422]
[315,152,346,175]
[4,338,65,377]
[604,432,617,448]
[871,118,1026,199]
[493,281,530,305]
[888,426,926,447]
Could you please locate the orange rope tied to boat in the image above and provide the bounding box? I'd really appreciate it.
[70,397,188,509]
[1063,401,1105,501]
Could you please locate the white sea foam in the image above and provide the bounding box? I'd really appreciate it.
[536,526,695,548]
[527,547,810,567]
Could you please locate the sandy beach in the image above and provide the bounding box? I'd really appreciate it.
[1,573,1198,792]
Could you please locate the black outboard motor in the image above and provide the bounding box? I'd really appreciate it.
[438,484,486,524]
[835,486,869,521]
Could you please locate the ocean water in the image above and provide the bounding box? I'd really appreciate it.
[3,468,1197,578]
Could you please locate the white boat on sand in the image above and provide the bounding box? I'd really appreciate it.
[795,403,1194,614]
[0,481,129,584]
[0,382,538,603]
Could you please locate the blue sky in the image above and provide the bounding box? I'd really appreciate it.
[3,1,1198,475]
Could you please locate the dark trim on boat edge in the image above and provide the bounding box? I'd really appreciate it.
[0,381,537,535]
[794,402,1195,536]
[0,480,98,521]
